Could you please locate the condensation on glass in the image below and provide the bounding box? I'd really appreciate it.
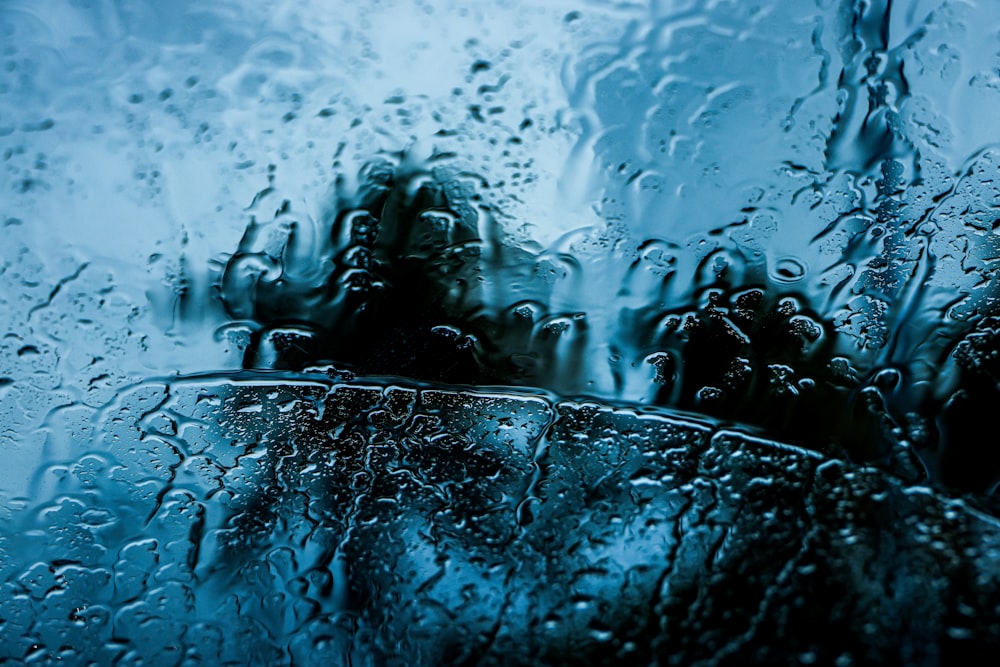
[2,1,1000,664]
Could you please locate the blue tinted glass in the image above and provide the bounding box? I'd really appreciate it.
[3,1,1000,664]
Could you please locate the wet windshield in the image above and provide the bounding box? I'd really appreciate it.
[3,1,1000,664]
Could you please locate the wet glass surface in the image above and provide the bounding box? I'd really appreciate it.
[4,1,1000,664]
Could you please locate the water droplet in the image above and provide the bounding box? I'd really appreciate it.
[771,256,807,284]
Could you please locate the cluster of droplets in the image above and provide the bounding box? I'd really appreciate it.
[219,157,590,387]
[217,156,897,462]
[215,124,1000,497]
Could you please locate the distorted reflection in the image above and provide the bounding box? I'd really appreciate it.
[3,1,1000,665]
